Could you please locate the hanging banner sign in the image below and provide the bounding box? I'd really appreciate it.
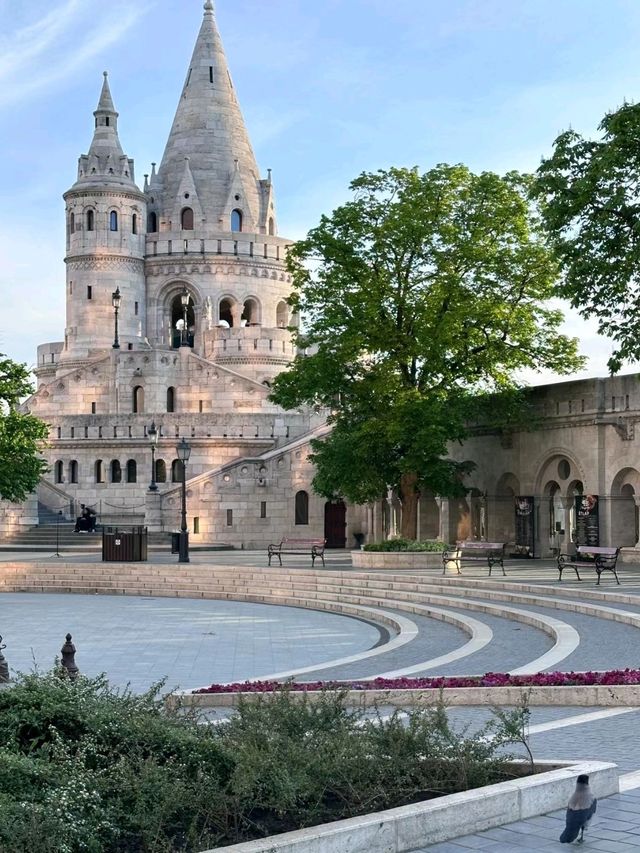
[515,496,535,556]
[575,494,599,547]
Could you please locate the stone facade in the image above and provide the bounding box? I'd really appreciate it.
[6,3,640,555]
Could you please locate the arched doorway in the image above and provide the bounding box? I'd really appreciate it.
[324,500,346,548]
[171,291,195,348]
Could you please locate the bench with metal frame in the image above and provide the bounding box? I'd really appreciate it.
[267,537,326,567]
[442,541,507,576]
[557,545,620,585]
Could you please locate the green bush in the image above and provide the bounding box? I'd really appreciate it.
[363,537,447,552]
[0,673,522,851]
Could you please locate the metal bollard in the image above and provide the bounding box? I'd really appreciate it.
[0,635,9,683]
[60,633,79,680]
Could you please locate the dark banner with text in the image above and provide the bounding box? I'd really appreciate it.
[515,496,535,556]
[575,494,599,547]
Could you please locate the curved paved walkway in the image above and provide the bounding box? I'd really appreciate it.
[6,549,640,850]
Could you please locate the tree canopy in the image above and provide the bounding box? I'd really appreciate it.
[534,101,640,373]
[270,165,583,537]
[0,355,48,502]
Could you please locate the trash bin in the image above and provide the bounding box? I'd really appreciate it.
[170,532,180,554]
[102,526,148,562]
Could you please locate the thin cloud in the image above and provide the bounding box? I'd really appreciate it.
[0,1,149,109]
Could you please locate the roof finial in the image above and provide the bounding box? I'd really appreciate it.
[204,0,214,14]
[103,70,108,78]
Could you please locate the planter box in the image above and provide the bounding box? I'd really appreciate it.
[352,551,443,570]
[169,682,640,710]
[205,760,617,853]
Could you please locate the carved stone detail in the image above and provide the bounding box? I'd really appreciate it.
[66,256,144,272]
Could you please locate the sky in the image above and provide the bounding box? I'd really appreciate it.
[2,0,640,383]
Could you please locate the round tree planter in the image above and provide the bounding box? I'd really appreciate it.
[351,550,444,570]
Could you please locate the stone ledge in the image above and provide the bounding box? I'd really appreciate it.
[205,760,617,853]
[168,683,640,709]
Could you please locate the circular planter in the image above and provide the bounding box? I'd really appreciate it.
[351,550,443,570]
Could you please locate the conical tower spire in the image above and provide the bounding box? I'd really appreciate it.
[155,1,272,233]
[72,72,138,188]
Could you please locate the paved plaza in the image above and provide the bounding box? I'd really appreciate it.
[3,549,640,850]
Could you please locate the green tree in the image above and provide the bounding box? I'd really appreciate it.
[271,166,583,538]
[534,102,640,372]
[0,355,48,502]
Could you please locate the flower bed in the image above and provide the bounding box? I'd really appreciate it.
[194,668,640,695]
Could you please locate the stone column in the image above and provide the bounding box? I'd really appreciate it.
[560,496,574,554]
[435,496,450,544]
[145,490,163,532]
[633,496,640,548]
[386,488,396,539]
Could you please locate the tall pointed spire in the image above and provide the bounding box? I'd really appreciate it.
[97,70,116,115]
[73,72,138,188]
[155,1,272,233]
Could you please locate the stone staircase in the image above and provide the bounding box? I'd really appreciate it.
[1,515,233,553]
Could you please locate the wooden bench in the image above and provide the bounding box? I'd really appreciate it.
[267,538,326,567]
[557,546,620,585]
[442,541,507,576]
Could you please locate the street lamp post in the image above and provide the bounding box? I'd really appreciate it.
[148,421,158,492]
[176,437,191,563]
[112,287,121,349]
[180,287,190,347]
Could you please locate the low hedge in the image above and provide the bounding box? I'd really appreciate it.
[363,537,447,552]
[0,672,526,852]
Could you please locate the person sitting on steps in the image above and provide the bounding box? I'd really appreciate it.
[74,504,97,533]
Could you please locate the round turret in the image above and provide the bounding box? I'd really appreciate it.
[62,73,147,361]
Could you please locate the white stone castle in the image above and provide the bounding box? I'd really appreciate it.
[10,1,342,549]
[6,1,640,558]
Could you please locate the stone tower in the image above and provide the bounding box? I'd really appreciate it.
[144,0,295,383]
[18,0,332,552]
[62,73,147,362]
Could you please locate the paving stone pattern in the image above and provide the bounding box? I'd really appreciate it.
[0,593,382,692]
[420,788,640,851]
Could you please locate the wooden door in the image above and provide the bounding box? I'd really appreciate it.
[324,501,346,548]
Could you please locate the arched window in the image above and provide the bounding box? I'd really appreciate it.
[86,209,94,231]
[231,208,243,232]
[242,298,259,326]
[95,459,104,483]
[132,213,138,235]
[69,212,75,235]
[155,459,167,483]
[181,207,194,230]
[268,216,275,236]
[110,210,118,232]
[148,211,157,233]
[69,460,78,484]
[171,459,183,483]
[295,490,309,525]
[132,386,144,413]
[167,387,176,413]
[110,460,122,483]
[276,301,289,328]
[126,459,137,483]
[170,292,195,348]
[219,298,234,327]
[54,460,64,484]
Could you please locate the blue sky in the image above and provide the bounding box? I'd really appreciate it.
[2,0,640,380]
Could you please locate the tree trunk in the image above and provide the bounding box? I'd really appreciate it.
[399,471,419,540]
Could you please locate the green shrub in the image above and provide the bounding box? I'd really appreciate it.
[363,537,446,552]
[0,673,522,851]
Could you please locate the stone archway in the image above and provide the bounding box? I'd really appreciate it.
[494,472,521,544]
[170,291,195,348]
[611,467,640,547]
